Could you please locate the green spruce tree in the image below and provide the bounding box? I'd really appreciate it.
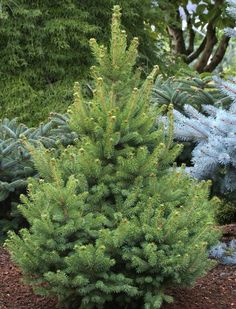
[6,6,219,309]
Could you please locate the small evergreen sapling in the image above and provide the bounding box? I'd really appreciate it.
[6,6,219,309]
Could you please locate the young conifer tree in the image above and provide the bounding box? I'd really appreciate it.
[6,6,219,309]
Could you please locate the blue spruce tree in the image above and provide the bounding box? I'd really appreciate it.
[173,0,236,198]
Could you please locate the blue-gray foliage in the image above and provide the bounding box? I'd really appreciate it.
[173,103,236,194]
[209,240,236,265]
[0,113,76,241]
[173,0,236,196]
[0,113,76,202]
[152,74,231,112]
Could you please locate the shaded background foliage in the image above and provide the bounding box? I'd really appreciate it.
[0,0,159,126]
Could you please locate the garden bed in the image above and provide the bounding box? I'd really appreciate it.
[1,225,236,309]
[0,248,57,309]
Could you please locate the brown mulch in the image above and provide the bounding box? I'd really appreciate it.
[222,223,236,242]
[163,264,236,309]
[0,248,57,309]
[0,225,236,309]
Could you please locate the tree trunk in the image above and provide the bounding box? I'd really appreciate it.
[167,26,187,55]
[166,0,230,73]
[204,35,230,72]
[194,24,217,73]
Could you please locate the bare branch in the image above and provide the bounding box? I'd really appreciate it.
[167,26,187,55]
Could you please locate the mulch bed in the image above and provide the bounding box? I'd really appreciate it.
[0,224,236,309]
[0,248,57,309]
[163,264,236,309]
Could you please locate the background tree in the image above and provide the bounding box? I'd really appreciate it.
[171,0,236,224]
[156,0,235,73]
[0,0,158,125]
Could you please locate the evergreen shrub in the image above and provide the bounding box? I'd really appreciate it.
[6,7,219,309]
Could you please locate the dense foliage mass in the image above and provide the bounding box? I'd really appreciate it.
[0,0,158,126]
[6,7,219,309]
[0,0,231,126]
